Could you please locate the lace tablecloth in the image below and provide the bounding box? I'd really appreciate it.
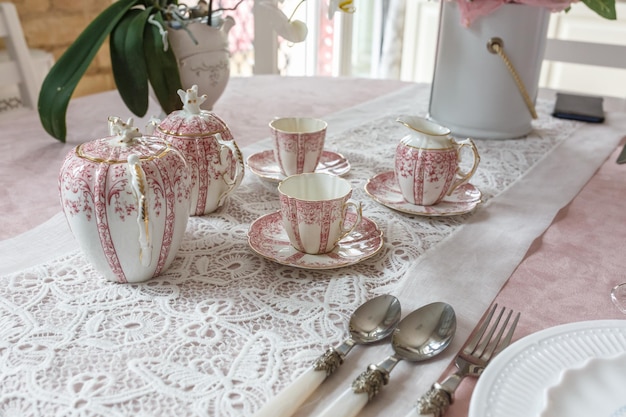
[2,84,625,417]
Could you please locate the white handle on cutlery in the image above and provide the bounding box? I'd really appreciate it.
[401,406,436,417]
[316,387,369,417]
[253,367,327,417]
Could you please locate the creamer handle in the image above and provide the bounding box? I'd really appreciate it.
[448,138,480,195]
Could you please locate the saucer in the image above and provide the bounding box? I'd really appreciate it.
[364,171,482,217]
[246,150,351,182]
[247,211,384,269]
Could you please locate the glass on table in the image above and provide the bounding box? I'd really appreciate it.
[610,283,626,314]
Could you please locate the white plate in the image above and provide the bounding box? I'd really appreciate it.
[247,211,383,269]
[364,171,482,216]
[540,353,626,417]
[246,150,351,182]
[469,320,626,417]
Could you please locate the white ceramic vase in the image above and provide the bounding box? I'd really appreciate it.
[428,3,550,139]
[58,118,191,283]
[167,17,235,111]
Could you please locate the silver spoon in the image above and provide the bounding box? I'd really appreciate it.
[253,294,402,417]
[317,302,457,417]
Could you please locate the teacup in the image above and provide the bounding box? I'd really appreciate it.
[394,116,480,206]
[270,117,327,176]
[278,173,362,255]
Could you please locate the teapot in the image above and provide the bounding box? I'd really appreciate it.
[394,116,480,206]
[150,85,244,216]
[59,118,191,283]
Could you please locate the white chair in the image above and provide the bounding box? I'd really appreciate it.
[0,2,54,112]
[544,39,626,70]
[542,38,626,111]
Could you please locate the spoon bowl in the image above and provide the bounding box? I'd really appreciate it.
[253,294,401,417]
[392,301,457,362]
[350,294,402,344]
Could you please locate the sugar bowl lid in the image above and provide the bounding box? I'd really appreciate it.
[155,85,233,139]
[76,117,173,164]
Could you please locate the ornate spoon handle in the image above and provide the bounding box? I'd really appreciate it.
[317,363,391,417]
[253,346,348,417]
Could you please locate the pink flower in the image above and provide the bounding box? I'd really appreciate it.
[454,0,578,26]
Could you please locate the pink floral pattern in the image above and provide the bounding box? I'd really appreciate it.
[248,211,383,269]
[279,192,353,254]
[272,130,325,176]
[157,110,243,216]
[58,136,191,283]
[395,144,457,206]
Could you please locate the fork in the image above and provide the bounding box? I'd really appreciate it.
[413,304,520,417]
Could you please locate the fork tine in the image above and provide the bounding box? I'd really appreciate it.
[493,311,520,357]
[464,304,498,353]
[473,306,505,357]
[481,309,512,361]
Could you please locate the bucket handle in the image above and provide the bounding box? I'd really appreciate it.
[487,37,538,120]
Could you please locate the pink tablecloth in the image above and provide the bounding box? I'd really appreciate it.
[446,140,626,417]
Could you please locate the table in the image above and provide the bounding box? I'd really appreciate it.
[1,75,625,417]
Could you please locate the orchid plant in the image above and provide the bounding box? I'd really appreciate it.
[38,0,355,142]
[455,0,616,26]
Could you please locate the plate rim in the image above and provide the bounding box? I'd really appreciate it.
[247,211,384,270]
[469,319,626,417]
[364,170,482,217]
[246,149,351,183]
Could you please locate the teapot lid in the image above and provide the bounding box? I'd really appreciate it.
[76,117,172,164]
[156,85,232,138]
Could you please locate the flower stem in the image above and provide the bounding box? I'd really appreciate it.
[288,0,307,21]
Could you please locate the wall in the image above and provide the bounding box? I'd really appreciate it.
[12,0,115,97]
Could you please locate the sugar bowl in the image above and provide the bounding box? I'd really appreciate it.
[150,85,244,215]
[59,117,191,283]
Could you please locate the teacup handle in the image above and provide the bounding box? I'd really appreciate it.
[127,154,153,267]
[215,133,245,207]
[338,201,363,242]
[448,138,480,196]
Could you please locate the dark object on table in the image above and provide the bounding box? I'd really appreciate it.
[552,92,605,123]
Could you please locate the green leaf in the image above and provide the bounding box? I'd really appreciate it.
[143,13,183,114]
[37,0,142,142]
[110,7,152,117]
[581,0,617,20]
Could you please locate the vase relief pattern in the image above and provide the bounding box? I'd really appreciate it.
[59,128,191,284]
[168,17,235,110]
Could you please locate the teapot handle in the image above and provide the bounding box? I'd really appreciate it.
[448,138,480,196]
[215,133,245,207]
[128,154,153,267]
